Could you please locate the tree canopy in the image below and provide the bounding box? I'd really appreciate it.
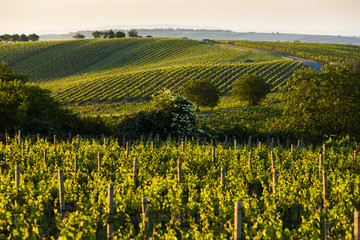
[180,79,220,111]
[231,74,271,106]
[282,65,360,142]
[0,61,28,83]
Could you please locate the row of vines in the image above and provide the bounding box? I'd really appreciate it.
[1,135,359,239]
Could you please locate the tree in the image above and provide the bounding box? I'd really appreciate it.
[11,34,20,42]
[115,31,126,38]
[231,74,271,106]
[128,29,139,37]
[20,34,29,42]
[73,33,85,39]
[282,65,360,142]
[28,33,39,41]
[180,79,220,111]
[107,29,115,38]
[92,31,102,39]
[0,61,28,82]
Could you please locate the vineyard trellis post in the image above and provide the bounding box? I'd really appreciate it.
[68,132,71,143]
[272,167,278,221]
[248,135,252,147]
[54,135,57,152]
[354,150,358,168]
[221,167,225,187]
[234,201,242,240]
[323,170,329,240]
[21,142,24,159]
[18,130,21,144]
[133,157,138,185]
[107,183,114,240]
[44,149,47,166]
[319,154,323,179]
[142,197,149,232]
[5,132,8,145]
[126,142,130,156]
[58,169,65,219]
[178,161,182,183]
[271,151,275,169]
[355,212,360,240]
[212,146,216,164]
[98,152,102,175]
[74,155,78,173]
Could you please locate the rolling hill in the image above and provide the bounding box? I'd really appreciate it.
[0,38,305,114]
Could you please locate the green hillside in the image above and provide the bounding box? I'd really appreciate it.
[1,38,304,113]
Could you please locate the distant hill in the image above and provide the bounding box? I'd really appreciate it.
[40,28,360,45]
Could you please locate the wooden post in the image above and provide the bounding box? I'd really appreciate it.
[258,142,261,149]
[355,212,360,240]
[133,157,138,185]
[156,134,160,147]
[18,130,21,144]
[319,154,323,179]
[178,162,182,183]
[221,167,225,187]
[74,155,78,173]
[142,197,149,232]
[151,141,154,152]
[103,137,107,146]
[181,138,185,153]
[58,169,65,219]
[98,152,102,175]
[291,144,294,159]
[68,132,71,143]
[234,202,242,240]
[271,151,275,169]
[122,135,126,147]
[323,170,329,240]
[140,135,144,145]
[224,135,228,145]
[15,165,20,206]
[212,146,216,164]
[234,139,237,150]
[101,134,104,145]
[44,149,47,166]
[126,142,129,156]
[37,133,40,142]
[248,152,252,168]
[272,168,278,222]
[5,132,8,145]
[54,135,57,152]
[21,142,24,159]
[271,137,274,148]
[107,183,114,240]
[354,150,358,168]
[323,142,326,160]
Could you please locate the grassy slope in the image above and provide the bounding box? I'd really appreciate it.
[1,38,302,115]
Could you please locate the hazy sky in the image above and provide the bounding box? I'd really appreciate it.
[1,0,360,36]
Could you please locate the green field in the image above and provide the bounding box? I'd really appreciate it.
[0,38,305,114]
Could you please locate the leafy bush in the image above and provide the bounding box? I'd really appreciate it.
[114,90,197,138]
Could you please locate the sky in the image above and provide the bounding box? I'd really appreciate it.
[1,0,360,36]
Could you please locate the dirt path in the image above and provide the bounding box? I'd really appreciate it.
[209,42,322,72]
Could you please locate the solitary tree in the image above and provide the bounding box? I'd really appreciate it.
[107,29,115,38]
[180,79,220,111]
[11,34,21,42]
[73,33,85,39]
[231,74,271,106]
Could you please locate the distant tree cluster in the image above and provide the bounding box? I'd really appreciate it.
[91,29,126,39]
[0,33,39,42]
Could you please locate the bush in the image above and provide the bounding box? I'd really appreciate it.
[115,90,197,138]
[231,74,271,106]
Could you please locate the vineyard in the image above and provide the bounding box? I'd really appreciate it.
[212,40,360,64]
[0,38,306,108]
[1,134,360,239]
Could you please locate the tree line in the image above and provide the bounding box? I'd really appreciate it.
[0,33,39,42]
[73,29,141,39]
